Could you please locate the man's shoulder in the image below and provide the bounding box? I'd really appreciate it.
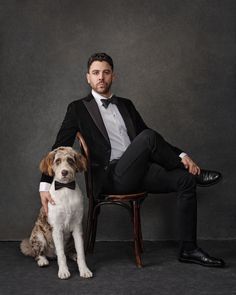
[115,96,133,105]
[68,94,93,107]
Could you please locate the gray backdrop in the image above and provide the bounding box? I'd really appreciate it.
[0,0,235,241]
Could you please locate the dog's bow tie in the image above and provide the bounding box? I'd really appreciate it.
[100,96,118,109]
[54,181,76,190]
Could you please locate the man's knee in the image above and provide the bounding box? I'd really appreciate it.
[138,129,163,146]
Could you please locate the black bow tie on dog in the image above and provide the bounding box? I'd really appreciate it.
[55,181,76,190]
[100,96,118,109]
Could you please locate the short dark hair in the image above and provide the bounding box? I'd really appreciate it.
[87,52,114,72]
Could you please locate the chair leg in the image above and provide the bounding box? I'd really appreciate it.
[88,206,100,253]
[137,201,144,253]
[132,200,143,268]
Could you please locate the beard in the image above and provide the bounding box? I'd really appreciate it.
[94,81,112,95]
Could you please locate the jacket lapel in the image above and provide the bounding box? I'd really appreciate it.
[83,94,136,143]
[116,97,136,140]
[83,94,110,144]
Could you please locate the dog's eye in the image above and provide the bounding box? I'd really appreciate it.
[67,157,75,165]
[55,158,61,165]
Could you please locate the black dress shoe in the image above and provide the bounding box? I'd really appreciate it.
[179,248,225,267]
[196,169,222,187]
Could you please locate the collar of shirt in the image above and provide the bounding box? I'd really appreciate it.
[92,89,113,108]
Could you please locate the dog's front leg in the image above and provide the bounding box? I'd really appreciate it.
[52,229,70,279]
[72,227,93,278]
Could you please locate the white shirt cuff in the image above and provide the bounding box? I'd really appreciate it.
[179,152,187,159]
[39,182,51,192]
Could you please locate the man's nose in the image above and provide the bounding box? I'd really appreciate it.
[98,72,104,80]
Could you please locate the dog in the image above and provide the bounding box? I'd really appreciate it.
[20,146,93,279]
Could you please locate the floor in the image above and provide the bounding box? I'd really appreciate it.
[0,240,235,295]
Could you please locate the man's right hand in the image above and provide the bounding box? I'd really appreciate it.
[40,191,55,215]
[181,155,200,175]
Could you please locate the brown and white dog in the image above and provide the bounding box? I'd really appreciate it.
[20,147,93,279]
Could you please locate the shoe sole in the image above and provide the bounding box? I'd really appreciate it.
[178,257,225,267]
[197,174,223,187]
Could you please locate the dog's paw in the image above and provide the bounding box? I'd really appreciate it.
[80,267,93,278]
[58,267,71,280]
[37,256,49,267]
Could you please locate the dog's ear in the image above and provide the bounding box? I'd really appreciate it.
[39,151,56,176]
[75,152,87,172]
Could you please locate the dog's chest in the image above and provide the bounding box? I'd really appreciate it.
[48,185,83,231]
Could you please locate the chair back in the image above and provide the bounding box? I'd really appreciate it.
[76,132,94,203]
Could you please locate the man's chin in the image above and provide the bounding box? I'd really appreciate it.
[95,88,110,96]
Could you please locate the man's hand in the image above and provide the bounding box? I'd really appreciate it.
[181,155,201,175]
[40,191,55,215]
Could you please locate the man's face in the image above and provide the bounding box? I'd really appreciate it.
[86,61,114,97]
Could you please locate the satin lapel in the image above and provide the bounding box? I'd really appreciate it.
[83,95,110,144]
[116,99,136,140]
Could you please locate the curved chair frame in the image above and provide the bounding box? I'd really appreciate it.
[76,131,147,267]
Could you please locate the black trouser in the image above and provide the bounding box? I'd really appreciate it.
[103,129,197,245]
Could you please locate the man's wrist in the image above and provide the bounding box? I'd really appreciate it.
[39,182,51,192]
[179,152,187,159]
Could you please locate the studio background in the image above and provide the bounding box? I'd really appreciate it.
[0,0,235,241]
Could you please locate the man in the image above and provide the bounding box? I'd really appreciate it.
[40,52,225,267]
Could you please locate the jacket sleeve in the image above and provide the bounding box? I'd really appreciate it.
[40,102,79,183]
[128,100,183,156]
[52,102,79,149]
[128,100,149,133]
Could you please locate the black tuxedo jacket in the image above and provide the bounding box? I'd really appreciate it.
[41,93,182,198]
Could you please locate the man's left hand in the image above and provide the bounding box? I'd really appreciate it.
[181,155,201,175]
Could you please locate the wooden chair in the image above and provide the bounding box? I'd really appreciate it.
[76,131,147,267]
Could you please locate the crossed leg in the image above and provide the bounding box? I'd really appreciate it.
[105,129,197,245]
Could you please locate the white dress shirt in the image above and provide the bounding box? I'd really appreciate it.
[39,90,186,192]
[92,90,131,161]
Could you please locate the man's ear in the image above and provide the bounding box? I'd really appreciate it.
[39,151,55,176]
[86,73,91,85]
[75,152,87,172]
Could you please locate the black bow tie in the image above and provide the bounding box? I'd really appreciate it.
[100,96,118,109]
[55,181,76,190]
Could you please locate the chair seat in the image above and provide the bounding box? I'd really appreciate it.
[102,192,147,202]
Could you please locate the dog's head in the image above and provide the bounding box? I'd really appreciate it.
[39,147,87,182]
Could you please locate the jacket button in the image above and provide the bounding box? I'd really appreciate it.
[104,166,108,171]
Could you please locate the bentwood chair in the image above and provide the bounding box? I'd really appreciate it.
[76,132,147,267]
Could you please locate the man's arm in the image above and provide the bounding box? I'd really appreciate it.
[126,99,148,134]
[128,100,185,154]
[39,101,79,214]
[128,100,201,174]
[40,101,78,183]
[51,101,79,149]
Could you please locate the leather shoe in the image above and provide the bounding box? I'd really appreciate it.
[196,169,222,187]
[179,248,225,267]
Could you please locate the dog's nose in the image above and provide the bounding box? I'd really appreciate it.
[61,170,68,176]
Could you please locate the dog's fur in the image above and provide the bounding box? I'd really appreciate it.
[20,147,93,279]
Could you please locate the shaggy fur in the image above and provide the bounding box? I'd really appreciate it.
[20,147,93,279]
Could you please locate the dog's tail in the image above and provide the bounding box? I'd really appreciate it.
[20,239,34,257]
